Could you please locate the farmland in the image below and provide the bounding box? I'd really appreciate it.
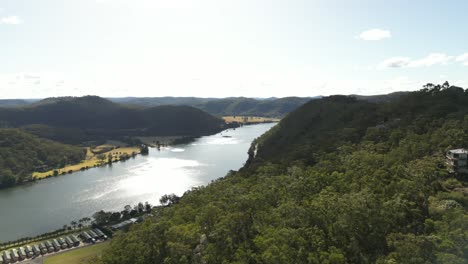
[222,116,280,124]
[33,145,140,179]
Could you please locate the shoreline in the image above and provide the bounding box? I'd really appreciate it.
[32,146,142,180]
[0,123,275,244]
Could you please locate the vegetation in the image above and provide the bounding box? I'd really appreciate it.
[110,96,312,118]
[92,202,153,226]
[44,242,109,264]
[0,96,226,144]
[98,83,467,264]
[32,145,140,179]
[0,129,85,187]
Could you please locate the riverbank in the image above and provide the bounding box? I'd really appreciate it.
[32,146,141,179]
[0,123,276,243]
[223,116,280,124]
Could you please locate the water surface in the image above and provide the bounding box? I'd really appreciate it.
[0,123,275,242]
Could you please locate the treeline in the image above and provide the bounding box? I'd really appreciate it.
[110,96,313,118]
[0,96,226,144]
[0,129,85,187]
[96,83,468,264]
[93,202,153,226]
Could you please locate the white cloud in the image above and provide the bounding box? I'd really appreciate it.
[357,29,391,41]
[456,53,468,66]
[379,53,452,69]
[0,16,23,25]
[407,53,452,67]
[378,57,411,69]
[456,53,468,62]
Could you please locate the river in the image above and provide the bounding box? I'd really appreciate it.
[0,123,275,243]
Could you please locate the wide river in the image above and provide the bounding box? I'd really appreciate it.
[0,123,275,243]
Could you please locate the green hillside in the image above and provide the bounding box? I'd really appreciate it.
[98,85,467,264]
[0,129,85,187]
[110,96,313,118]
[0,96,226,144]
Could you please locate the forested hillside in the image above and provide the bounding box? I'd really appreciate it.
[110,96,312,118]
[99,85,467,264]
[0,129,85,187]
[0,96,226,144]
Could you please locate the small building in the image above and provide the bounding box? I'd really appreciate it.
[65,237,74,248]
[80,231,93,243]
[69,235,80,246]
[111,218,140,230]
[25,246,33,258]
[39,243,48,254]
[17,247,26,260]
[58,237,68,249]
[9,249,18,262]
[45,241,55,253]
[32,245,41,256]
[446,148,468,173]
[94,228,108,239]
[87,230,99,239]
[2,251,11,264]
[52,239,61,251]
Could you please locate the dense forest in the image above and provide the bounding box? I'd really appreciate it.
[0,96,312,118]
[98,84,467,264]
[0,96,226,144]
[109,96,313,118]
[0,129,85,187]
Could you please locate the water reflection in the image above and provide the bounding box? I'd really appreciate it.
[0,123,275,242]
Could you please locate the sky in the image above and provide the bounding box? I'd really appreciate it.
[1,0,468,99]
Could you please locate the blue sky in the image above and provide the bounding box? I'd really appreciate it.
[1,0,467,98]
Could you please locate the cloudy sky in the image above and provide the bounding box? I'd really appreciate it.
[1,0,467,98]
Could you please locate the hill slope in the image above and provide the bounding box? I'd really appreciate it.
[99,85,468,264]
[109,96,313,118]
[0,96,226,144]
[0,129,85,187]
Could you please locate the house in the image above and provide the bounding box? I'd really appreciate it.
[17,247,26,260]
[39,243,48,254]
[65,237,74,248]
[9,249,18,262]
[111,217,140,230]
[32,245,41,256]
[80,231,93,243]
[44,241,55,253]
[25,246,33,258]
[446,148,468,173]
[87,230,99,239]
[52,239,61,251]
[2,251,11,263]
[69,235,80,246]
[58,237,68,249]
[94,228,108,239]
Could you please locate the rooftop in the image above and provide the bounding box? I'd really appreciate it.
[448,148,468,154]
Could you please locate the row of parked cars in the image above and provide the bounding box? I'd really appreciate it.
[1,234,80,263]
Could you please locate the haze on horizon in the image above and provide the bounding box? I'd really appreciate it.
[1,0,468,99]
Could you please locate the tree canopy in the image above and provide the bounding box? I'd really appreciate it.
[95,85,468,263]
[0,128,85,187]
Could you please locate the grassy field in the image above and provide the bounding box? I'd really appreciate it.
[223,116,280,124]
[44,242,109,264]
[33,145,140,179]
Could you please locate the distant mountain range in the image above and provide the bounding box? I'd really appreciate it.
[0,93,408,118]
[0,96,225,144]
[0,96,314,118]
[109,96,314,118]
